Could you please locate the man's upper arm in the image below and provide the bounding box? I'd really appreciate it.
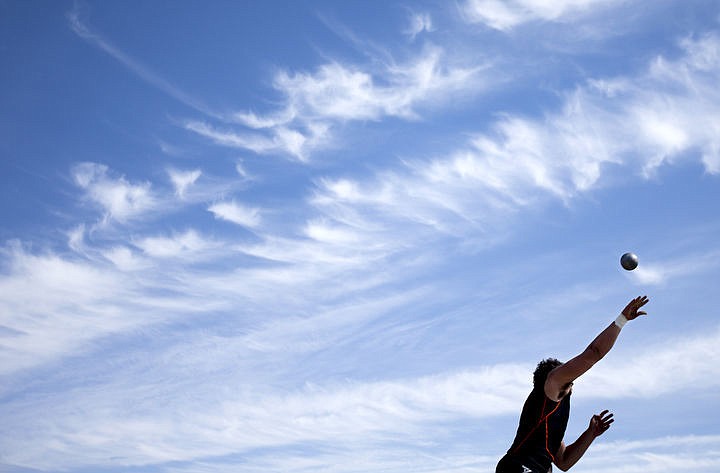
[544,347,599,399]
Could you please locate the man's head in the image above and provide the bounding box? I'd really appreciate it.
[534,358,574,398]
[533,358,563,387]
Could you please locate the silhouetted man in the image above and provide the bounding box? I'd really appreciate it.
[496,296,649,472]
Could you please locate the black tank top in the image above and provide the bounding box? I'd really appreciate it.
[507,386,571,472]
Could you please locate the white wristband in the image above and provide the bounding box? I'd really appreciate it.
[614,313,628,329]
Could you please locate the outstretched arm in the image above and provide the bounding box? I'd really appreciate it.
[554,410,614,471]
[545,296,649,401]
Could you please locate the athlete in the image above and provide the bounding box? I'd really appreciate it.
[496,295,650,472]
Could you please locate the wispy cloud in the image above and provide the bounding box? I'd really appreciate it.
[579,326,720,402]
[168,168,202,198]
[101,245,149,271]
[208,200,261,228]
[163,435,720,473]
[0,242,135,375]
[3,321,720,470]
[72,162,156,223]
[261,46,478,122]
[408,12,434,39]
[460,0,627,31]
[71,162,251,229]
[305,33,720,250]
[187,45,482,161]
[0,361,529,469]
[164,448,496,473]
[184,120,331,163]
[134,230,217,259]
[25,32,720,390]
[577,435,720,473]
[185,121,277,152]
[67,5,216,116]
[220,28,720,305]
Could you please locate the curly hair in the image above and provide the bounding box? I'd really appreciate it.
[533,358,563,387]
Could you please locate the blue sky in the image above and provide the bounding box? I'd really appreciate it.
[1,1,720,472]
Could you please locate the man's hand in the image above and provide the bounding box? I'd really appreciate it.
[589,410,614,437]
[621,295,649,320]
[555,410,616,470]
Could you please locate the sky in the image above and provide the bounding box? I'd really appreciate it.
[1,0,720,472]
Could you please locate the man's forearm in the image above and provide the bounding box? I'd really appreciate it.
[586,322,621,362]
[558,429,595,470]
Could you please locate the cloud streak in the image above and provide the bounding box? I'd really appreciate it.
[461,0,627,31]
[304,33,720,251]
[405,12,435,40]
[169,169,202,198]
[187,45,482,161]
[2,321,720,470]
[208,201,261,228]
[67,5,216,117]
[72,163,156,223]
